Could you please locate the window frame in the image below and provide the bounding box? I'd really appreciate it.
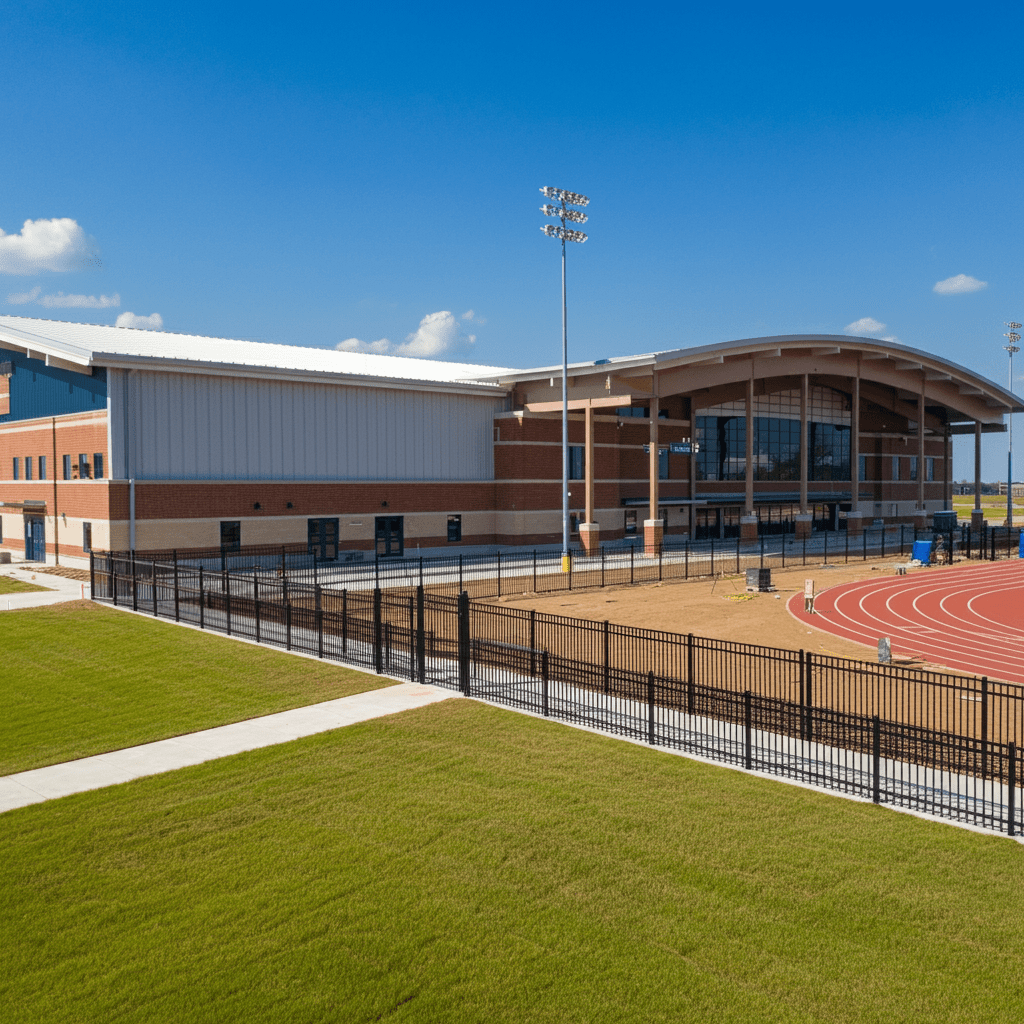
[93,452,104,479]
[219,520,242,552]
[38,455,47,481]
[13,457,20,480]
[78,453,90,480]
[82,522,92,554]
[447,514,462,543]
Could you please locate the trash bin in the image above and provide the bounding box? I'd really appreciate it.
[911,539,932,564]
[933,510,957,532]
[745,567,773,592]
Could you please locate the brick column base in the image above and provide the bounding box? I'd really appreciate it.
[578,522,600,557]
[740,515,758,541]
[794,514,812,539]
[912,510,929,532]
[846,512,864,536]
[643,519,663,557]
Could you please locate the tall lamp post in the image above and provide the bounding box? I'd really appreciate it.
[539,186,589,571]
[1004,322,1021,527]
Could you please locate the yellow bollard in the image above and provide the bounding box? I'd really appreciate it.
[561,554,571,574]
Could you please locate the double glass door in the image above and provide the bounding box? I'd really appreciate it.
[375,516,404,558]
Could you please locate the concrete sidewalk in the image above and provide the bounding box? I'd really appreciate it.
[0,563,90,610]
[0,682,459,814]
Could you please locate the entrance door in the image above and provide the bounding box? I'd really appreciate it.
[374,516,404,558]
[307,518,339,560]
[24,516,45,562]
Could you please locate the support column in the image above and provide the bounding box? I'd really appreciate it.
[917,382,926,511]
[645,394,662,555]
[579,402,600,555]
[689,403,698,537]
[847,368,863,536]
[796,373,811,538]
[943,426,951,511]
[741,374,757,540]
[973,420,985,533]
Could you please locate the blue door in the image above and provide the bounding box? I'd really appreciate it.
[24,517,45,561]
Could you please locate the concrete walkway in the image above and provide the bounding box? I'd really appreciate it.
[0,563,91,610]
[0,682,458,814]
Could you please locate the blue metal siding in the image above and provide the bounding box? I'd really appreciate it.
[0,350,107,424]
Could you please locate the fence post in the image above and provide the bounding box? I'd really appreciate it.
[881,528,885,560]
[744,690,752,769]
[416,586,426,683]
[685,542,689,579]
[317,585,324,659]
[872,715,881,803]
[659,545,663,582]
[981,677,989,780]
[529,609,537,678]
[648,671,656,745]
[533,549,537,593]
[569,551,573,590]
[497,550,501,597]
[459,554,463,593]
[253,571,261,643]
[1009,742,1018,838]
[457,590,470,695]
[863,527,867,561]
[735,537,740,575]
[286,602,292,651]
[174,554,180,622]
[407,595,415,680]
[900,524,906,556]
[419,556,424,590]
[342,589,348,654]
[802,533,807,566]
[603,619,610,694]
[89,551,95,600]
[823,529,828,565]
[111,563,118,606]
[687,633,695,714]
[799,649,807,741]
[373,588,383,674]
[132,556,138,612]
[198,566,205,629]
[781,534,785,568]
[601,547,606,589]
[760,533,764,570]
[224,569,231,635]
[152,561,158,617]
[630,544,635,585]
[541,650,549,717]
[280,546,286,580]
[844,528,849,564]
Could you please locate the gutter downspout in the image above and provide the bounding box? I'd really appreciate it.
[51,417,60,566]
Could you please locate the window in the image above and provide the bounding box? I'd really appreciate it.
[858,454,866,481]
[658,448,670,480]
[63,454,71,480]
[447,514,462,543]
[78,454,89,479]
[12,457,19,480]
[927,457,935,482]
[624,509,637,535]
[220,520,241,552]
[892,456,900,481]
[569,512,580,535]
[25,457,32,480]
[568,445,584,480]
[82,522,92,554]
[93,453,104,479]
[38,455,46,480]
[909,456,918,481]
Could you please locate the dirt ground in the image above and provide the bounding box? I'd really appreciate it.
[489,556,986,666]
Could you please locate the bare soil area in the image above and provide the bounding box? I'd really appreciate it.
[490,556,985,665]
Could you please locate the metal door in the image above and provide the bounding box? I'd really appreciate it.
[24,516,45,561]
[307,518,339,560]
[375,516,404,558]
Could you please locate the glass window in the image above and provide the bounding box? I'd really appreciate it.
[624,509,637,535]
[93,453,104,479]
[447,514,462,543]
[220,520,241,552]
[858,454,866,481]
[892,456,900,481]
[63,454,72,480]
[38,456,46,480]
[82,522,92,553]
[12,457,19,480]
[569,512,580,535]
[658,448,670,479]
[927,457,935,481]
[78,454,89,479]
[25,457,32,480]
[909,456,918,481]
[568,445,584,480]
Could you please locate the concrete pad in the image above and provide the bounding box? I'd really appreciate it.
[0,776,46,813]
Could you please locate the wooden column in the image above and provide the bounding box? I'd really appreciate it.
[799,374,809,514]
[917,384,926,510]
[975,421,982,510]
[943,425,951,510]
[648,395,660,523]
[689,400,698,535]
[851,369,860,511]
[584,403,595,524]
[745,375,754,516]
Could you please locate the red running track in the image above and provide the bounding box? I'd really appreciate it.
[787,559,1024,685]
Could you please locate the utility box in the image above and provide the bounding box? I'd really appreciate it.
[911,539,932,564]
[745,567,774,592]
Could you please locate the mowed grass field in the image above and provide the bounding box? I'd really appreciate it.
[0,601,391,775]
[0,575,52,594]
[3,697,1024,1023]
[951,495,1023,521]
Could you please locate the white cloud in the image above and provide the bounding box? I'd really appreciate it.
[0,218,98,275]
[7,285,42,304]
[933,274,987,295]
[116,311,163,330]
[397,310,467,357]
[844,317,886,336]
[462,309,487,325]
[38,291,120,309]
[336,337,391,354]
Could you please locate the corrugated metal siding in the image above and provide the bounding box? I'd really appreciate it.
[0,351,107,424]
[120,370,502,481]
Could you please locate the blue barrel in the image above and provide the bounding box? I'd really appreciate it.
[911,539,932,564]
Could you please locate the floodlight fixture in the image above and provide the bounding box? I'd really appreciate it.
[539,185,591,566]
[1003,323,1021,527]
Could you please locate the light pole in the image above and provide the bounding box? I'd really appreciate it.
[1004,322,1021,526]
[539,186,589,571]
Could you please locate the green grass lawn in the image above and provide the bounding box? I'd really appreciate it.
[951,497,1024,521]
[0,575,52,594]
[0,601,390,775]
[2,698,1023,1023]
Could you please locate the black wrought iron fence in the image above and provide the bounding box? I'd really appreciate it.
[90,553,1024,836]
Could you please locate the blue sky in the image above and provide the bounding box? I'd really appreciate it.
[2,0,1022,478]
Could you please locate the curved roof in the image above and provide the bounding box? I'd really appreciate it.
[473,334,1023,425]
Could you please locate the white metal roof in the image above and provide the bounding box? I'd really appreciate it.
[0,316,516,394]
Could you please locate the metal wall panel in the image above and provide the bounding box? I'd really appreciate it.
[120,370,504,481]
[0,350,107,425]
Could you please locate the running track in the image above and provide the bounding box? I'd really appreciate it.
[787,559,1024,685]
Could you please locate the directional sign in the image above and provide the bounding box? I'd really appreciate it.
[670,442,699,454]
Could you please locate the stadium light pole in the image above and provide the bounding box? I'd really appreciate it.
[539,186,589,571]
[1004,322,1021,526]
